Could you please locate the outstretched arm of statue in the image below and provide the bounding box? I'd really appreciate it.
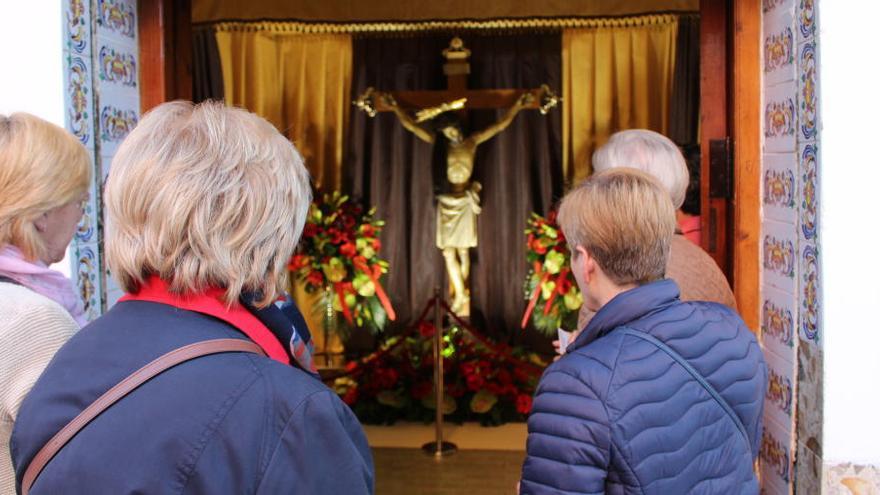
[380,92,435,144]
[470,91,535,145]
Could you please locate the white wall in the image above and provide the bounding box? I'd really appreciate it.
[821,1,880,465]
[0,0,72,277]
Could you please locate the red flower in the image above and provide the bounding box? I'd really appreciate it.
[556,275,572,294]
[328,228,348,245]
[342,387,359,405]
[360,224,375,237]
[343,215,356,229]
[303,223,319,237]
[371,238,382,251]
[306,271,325,287]
[516,394,533,414]
[288,254,308,270]
[418,321,435,338]
[466,374,484,392]
[340,243,357,258]
[530,238,548,255]
[460,362,476,376]
[345,361,359,373]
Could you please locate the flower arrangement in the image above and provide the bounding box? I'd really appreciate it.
[289,192,395,332]
[334,319,543,426]
[521,211,582,335]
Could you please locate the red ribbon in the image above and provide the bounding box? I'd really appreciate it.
[353,256,397,321]
[521,270,552,329]
[334,282,354,326]
[542,267,570,316]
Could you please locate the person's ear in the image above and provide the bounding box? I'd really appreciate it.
[575,245,596,284]
[34,212,49,233]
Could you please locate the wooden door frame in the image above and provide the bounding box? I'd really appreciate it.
[731,0,761,331]
[139,0,193,113]
[700,0,761,331]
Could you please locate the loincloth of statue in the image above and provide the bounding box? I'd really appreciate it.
[435,182,482,250]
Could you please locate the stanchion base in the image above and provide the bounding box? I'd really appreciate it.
[421,441,457,457]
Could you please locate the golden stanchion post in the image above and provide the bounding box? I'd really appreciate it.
[422,288,457,457]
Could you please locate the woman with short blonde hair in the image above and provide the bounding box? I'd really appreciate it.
[12,101,374,494]
[0,113,91,493]
[104,100,311,307]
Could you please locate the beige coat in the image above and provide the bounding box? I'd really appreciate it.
[0,282,78,494]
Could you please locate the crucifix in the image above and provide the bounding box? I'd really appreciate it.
[353,37,559,317]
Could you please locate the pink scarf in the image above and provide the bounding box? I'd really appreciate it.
[0,245,86,327]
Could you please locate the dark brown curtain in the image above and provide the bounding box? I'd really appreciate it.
[192,26,225,103]
[668,15,700,146]
[346,32,562,349]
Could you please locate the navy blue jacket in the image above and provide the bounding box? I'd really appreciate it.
[11,300,374,494]
[521,280,767,494]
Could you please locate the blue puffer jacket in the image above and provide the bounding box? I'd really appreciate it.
[11,300,374,494]
[521,279,767,494]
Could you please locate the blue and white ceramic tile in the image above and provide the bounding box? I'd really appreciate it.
[797,0,817,44]
[95,36,138,95]
[94,0,138,47]
[764,349,797,432]
[761,416,795,493]
[762,285,798,364]
[763,0,794,17]
[763,153,798,224]
[64,53,95,152]
[96,100,139,156]
[798,41,819,143]
[74,242,103,322]
[63,0,91,56]
[763,11,796,86]
[799,240,821,346]
[799,142,818,241]
[763,219,799,295]
[764,82,798,153]
[74,172,100,244]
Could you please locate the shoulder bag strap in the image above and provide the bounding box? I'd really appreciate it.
[618,328,752,457]
[21,338,265,495]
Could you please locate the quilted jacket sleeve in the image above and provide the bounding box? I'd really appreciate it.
[520,365,612,495]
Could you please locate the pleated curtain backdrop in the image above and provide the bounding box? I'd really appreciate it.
[562,15,679,184]
[214,29,352,192]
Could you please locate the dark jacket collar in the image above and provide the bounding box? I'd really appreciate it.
[571,279,681,350]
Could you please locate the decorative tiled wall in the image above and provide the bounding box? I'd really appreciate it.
[64,0,139,319]
[761,0,823,493]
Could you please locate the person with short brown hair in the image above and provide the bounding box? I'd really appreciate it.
[520,168,766,495]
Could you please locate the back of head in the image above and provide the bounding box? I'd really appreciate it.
[558,168,676,285]
[592,129,689,209]
[0,113,91,261]
[104,101,312,307]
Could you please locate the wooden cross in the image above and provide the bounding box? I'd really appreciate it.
[354,37,558,116]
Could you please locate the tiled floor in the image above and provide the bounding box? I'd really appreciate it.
[373,448,525,495]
